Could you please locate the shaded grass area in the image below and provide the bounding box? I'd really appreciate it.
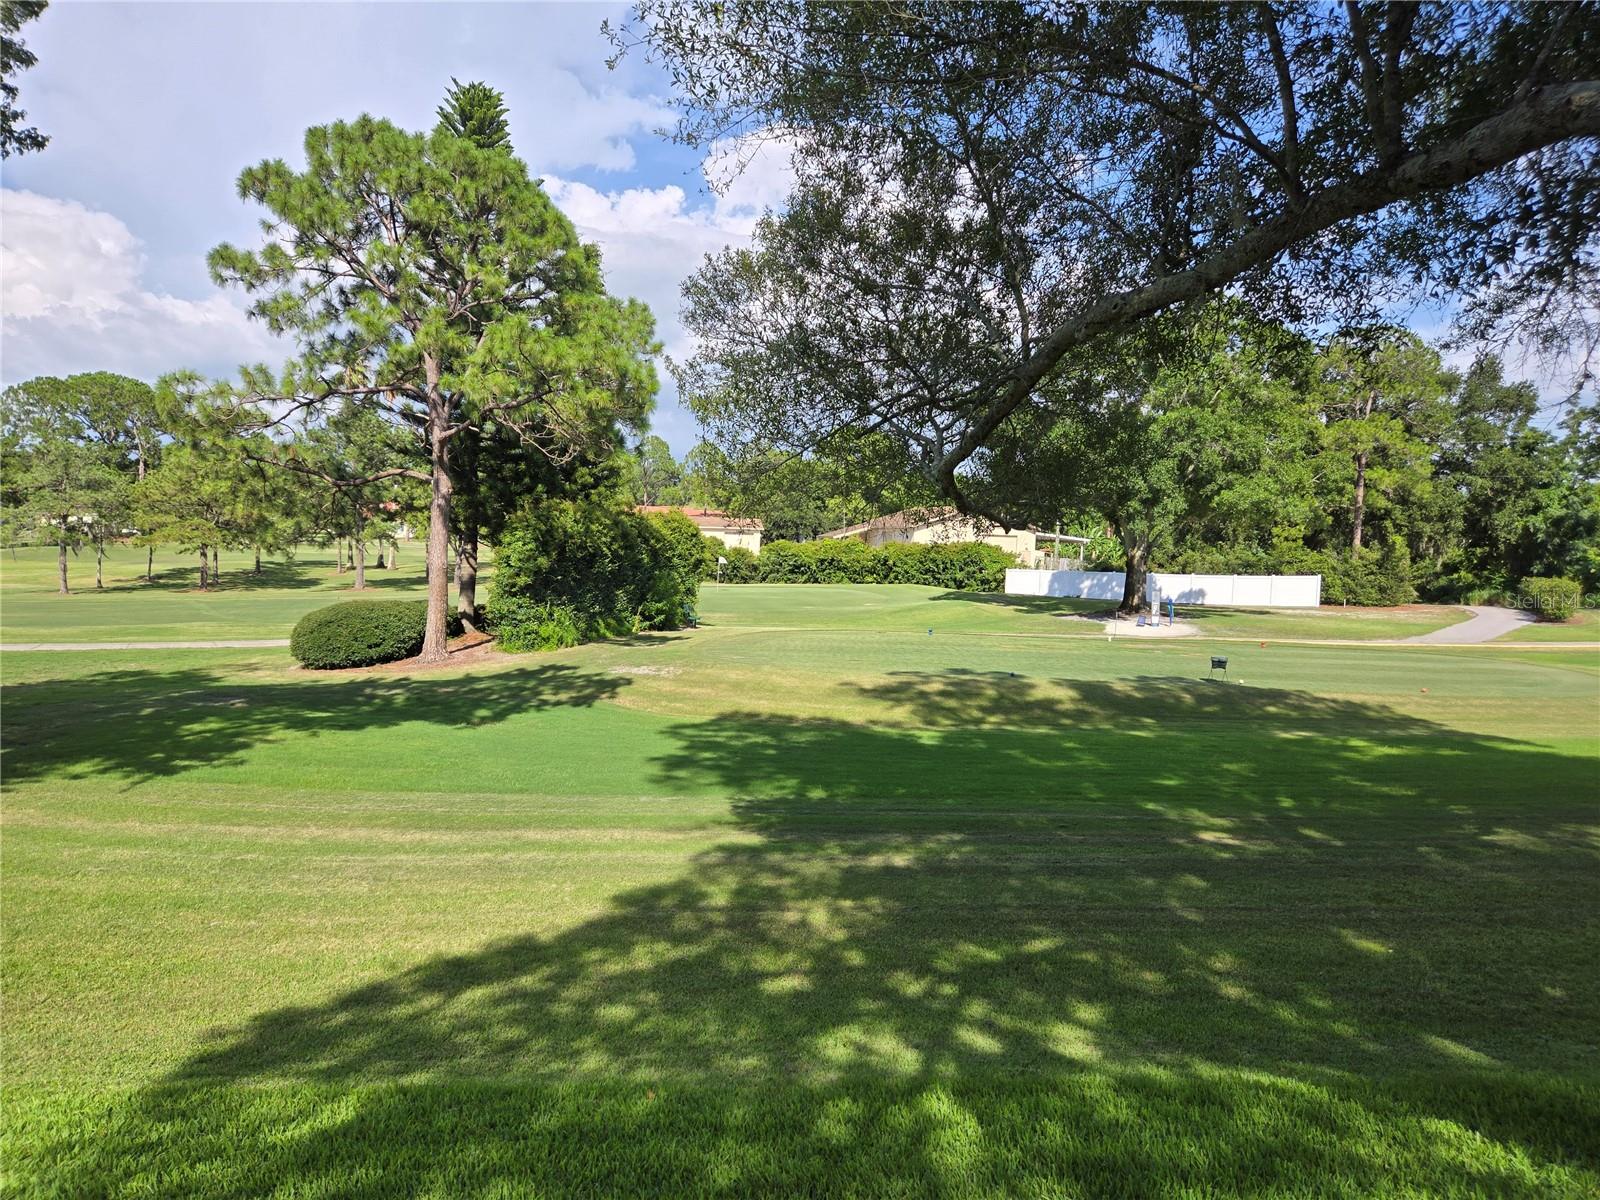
[14,1073,1596,1199]
[0,543,452,643]
[3,627,1598,1196]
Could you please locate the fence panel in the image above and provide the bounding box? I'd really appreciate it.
[1007,569,1321,608]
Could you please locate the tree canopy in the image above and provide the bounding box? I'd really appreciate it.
[628,1,1600,525]
[1,0,48,157]
[437,77,512,151]
[1,377,124,593]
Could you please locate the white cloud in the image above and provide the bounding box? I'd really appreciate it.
[542,136,797,451]
[544,135,797,359]
[0,189,281,385]
[702,135,801,229]
[524,75,676,174]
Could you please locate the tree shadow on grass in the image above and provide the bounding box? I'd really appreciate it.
[13,671,1600,1195]
[0,662,629,786]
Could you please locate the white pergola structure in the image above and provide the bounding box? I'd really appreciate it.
[1035,531,1092,570]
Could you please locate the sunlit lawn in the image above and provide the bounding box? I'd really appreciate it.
[2,583,1598,1196]
[0,543,443,643]
[1501,607,1600,643]
[698,582,1473,641]
[3,549,1477,645]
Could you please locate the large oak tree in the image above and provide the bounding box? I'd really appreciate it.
[627,2,1600,527]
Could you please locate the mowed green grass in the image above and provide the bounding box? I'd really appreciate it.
[0,543,445,643]
[1501,607,1600,643]
[3,586,1598,1196]
[4,548,1469,644]
[699,583,1472,641]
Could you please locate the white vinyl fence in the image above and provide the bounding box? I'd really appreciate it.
[1005,568,1322,608]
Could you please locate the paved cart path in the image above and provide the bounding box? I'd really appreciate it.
[1403,605,1535,644]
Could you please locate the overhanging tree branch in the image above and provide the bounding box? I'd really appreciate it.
[934,80,1600,508]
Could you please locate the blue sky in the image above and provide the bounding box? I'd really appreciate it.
[0,1,795,455]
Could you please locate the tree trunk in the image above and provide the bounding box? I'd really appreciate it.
[354,536,367,590]
[136,448,151,582]
[1351,449,1368,551]
[253,546,262,575]
[456,532,478,630]
[57,537,69,595]
[1118,531,1151,614]
[419,382,454,663]
[211,545,220,583]
[95,540,105,589]
[336,538,346,574]
[198,546,210,591]
[455,426,481,630]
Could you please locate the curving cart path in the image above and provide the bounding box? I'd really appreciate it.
[1402,605,1535,644]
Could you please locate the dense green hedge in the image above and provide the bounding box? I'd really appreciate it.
[1518,576,1582,622]
[290,600,465,669]
[487,502,706,653]
[711,544,761,582]
[714,539,1017,591]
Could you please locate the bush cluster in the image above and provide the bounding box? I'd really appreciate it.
[711,544,761,582]
[712,538,1017,591]
[486,502,708,653]
[290,600,465,670]
[1518,576,1582,622]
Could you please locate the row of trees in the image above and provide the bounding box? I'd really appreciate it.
[671,313,1597,610]
[977,315,1597,608]
[3,81,659,660]
[0,371,415,593]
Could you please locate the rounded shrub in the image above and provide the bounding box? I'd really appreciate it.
[291,600,428,669]
[1518,576,1582,622]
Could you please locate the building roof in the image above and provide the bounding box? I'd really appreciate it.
[635,505,764,532]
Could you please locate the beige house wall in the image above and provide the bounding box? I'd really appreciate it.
[706,528,763,554]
